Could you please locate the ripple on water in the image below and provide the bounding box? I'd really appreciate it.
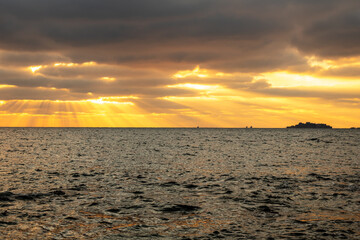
[0,128,359,239]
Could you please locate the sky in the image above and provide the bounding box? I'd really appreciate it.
[0,0,359,127]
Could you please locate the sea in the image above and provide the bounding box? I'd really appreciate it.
[0,128,359,239]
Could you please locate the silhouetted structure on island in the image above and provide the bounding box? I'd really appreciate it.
[287,122,332,129]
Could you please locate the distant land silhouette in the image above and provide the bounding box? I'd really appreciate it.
[287,122,332,129]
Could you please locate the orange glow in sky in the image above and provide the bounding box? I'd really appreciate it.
[1,62,359,128]
[0,60,359,128]
[0,2,359,129]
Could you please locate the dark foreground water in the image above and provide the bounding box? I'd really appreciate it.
[0,128,359,239]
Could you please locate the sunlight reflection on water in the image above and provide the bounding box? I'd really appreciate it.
[0,128,359,239]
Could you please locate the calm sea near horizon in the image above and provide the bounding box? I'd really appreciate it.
[0,128,359,239]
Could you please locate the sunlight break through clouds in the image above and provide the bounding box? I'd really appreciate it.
[173,65,209,79]
[0,0,359,127]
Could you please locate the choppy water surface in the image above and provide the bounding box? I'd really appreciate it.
[0,128,359,239]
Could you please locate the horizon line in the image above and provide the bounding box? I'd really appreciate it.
[0,126,357,129]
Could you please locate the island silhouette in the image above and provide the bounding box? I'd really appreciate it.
[287,122,332,129]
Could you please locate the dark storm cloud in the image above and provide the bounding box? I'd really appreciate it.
[0,0,211,21]
[293,12,360,58]
[0,0,356,73]
[1,0,358,59]
[0,51,69,67]
[0,0,359,101]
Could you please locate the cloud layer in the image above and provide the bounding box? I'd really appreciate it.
[0,0,359,127]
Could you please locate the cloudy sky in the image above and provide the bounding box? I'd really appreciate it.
[0,0,359,127]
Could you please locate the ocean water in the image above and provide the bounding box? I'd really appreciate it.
[0,128,359,239]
